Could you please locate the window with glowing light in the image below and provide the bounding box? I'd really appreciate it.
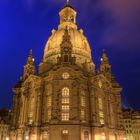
[62,87,70,121]
[81,109,85,119]
[98,97,104,125]
[28,97,34,124]
[81,96,86,107]
[80,91,86,120]
[62,130,68,134]
[62,88,70,96]
[62,113,69,121]
[47,96,52,107]
[98,98,103,110]
[62,98,69,104]
[62,72,70,79]
[62,105,69,111]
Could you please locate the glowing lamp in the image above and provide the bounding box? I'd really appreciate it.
[6,137,9,140]
[25,136,29,140]
[124,137,126,140]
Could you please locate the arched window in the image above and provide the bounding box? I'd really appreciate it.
[62,87,69,97]
[62,87,70,121]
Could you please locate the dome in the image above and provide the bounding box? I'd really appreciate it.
[43,4,93,66]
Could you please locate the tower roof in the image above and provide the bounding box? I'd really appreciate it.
[61,0,75,10]
[62,3,75,11]
[26,49,35,65]
[101,49,109,64]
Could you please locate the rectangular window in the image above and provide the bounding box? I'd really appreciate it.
[62,98,69,104]
[62,113,69,121]
[62,105,69,112]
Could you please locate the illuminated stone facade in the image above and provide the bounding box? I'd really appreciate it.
[0,119,9,140]
[10,3,125,140]
[122,109,140,140]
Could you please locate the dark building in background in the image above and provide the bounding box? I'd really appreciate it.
[0,109,11,140]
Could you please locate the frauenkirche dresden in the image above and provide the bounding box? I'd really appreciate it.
[9,1,126,140]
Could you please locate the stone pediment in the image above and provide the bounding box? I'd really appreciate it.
[90,74,112,90]
[23,75,41,84]
[47,64,89,81]
[22,75,42,91]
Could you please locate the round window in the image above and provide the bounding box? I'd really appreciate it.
[62,72,70,79]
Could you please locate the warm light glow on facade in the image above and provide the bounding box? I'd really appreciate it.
[62,130,68,134]
[101,133,106,140]
[9,2,126,140]
[98,97,104,125]
[6,137,9,140]
[124,137,126,140]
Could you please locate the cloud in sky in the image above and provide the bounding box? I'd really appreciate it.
[100,0,140,50]
[72,0,140,52]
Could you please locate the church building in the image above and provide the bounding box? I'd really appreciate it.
[10,2,126,140]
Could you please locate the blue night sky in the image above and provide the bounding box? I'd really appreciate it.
[0,0,140,109]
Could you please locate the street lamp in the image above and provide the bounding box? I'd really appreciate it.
[25,136,29,140]
[6,137,9,140]
[124,137,126,140]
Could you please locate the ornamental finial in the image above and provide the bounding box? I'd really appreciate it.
[66,0,69,5]
[30,49,32,55]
